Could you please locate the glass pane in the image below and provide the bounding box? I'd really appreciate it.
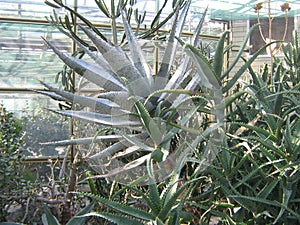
[76,0,226,36]
[77,0,162,25]
[21,109,70,157]
[0,0,73,20]
[0,92,58,117]
[0,92,70,157]
[249,17,294,55]
[77,0,109,24]
[0,22,71,88]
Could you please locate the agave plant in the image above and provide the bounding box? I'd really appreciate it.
[37,0,218,183]
[38,0,273,184]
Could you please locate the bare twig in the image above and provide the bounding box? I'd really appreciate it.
[21,197,31,223]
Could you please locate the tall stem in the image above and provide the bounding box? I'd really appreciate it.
[282,10,289,43]
[153,0,160,75]
[256,0,291,80]
[111,0,118,45]
[257,10,267,43]
[268,0,274,79]
[61,1,77,223]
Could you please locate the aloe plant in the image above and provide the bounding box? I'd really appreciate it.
[188,31,300,223]
[75,166,205,225]
[38,0,280,186]
[38,0,222,183]
[41,202,94,225]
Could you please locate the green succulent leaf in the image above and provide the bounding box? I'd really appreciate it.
[257,179,279,199]
[66,202,94,225]
[0,223,26,225]
[231,122,277,141]
[148,177,163,214]
[230,195,300,221]
[191,6,208,45]
[80,192,155,221]
[42,204,60,225]
[158,176,204,220]
[222,23,260,79]
[44,0,61,8]
[40,134,121,146]
[121,133,154,151]
[222,40,282,93]
[223,90,246,108]
[178,38,221,89]
[39,82,124,114]
[213,30,230,79]
[95,0,110,17]
[82,212,144,225]
[80,26,147,85]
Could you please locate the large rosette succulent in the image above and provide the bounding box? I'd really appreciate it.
[37,0,228,183]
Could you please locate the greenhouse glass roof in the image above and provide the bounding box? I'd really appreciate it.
[199,0,300,21]
[1,1,300,22]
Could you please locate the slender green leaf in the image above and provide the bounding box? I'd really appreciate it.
[157,0,190,82]
[191,6,208,45]
[213,30,230,79]
[121,133,154,151]
[32,89,67,102]
[223,90,246,107]
[155,217,165,225]
[44,0,61,8]
[222,40,280,93]
[258,179,279,199]
[230,195,300,220]
[95,154,150,178]
[179,38,220,89]
[0,223,25,225]
[39,82,124,114]
[83,212,144,225]
[222,23,260,79]
[158,177,204,220]
[140,9,175,39]
[148,177,162,215]
[233,159,284,189]
[42,204,60,225]
[95,0,110,17]
[40,135,122,146]
[150,0,168,28]
[81,192,155,220]
[231,122,277,141]
[67,202,94,225]
[56,2,106,40]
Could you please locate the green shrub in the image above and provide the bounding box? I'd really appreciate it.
[0,105,25,221]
